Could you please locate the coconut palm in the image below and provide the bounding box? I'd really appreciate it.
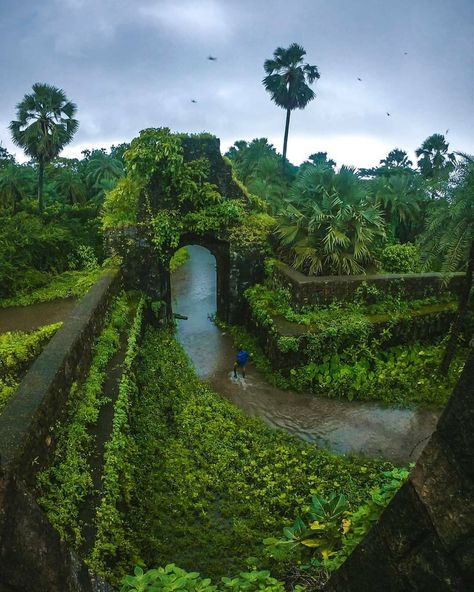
[263,43,320,163]
[421,156,474,371]
[416,133,456,182]
[9,83,78,212]
[276,165,385,275]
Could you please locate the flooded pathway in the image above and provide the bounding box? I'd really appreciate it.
[0,298,77,334]
[172,246,440,464]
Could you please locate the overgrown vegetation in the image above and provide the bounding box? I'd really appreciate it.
[88,328,398,586]
[88,296,145,577]
[37,292,131,545]
[0,322,61,413]
[224,281,469,407]
[0,268,103,308]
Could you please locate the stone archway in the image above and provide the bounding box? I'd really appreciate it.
[174,233,231,321]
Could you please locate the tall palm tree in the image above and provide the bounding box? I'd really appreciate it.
[9,83,78,212]
[416,133,456,182]
[263,43,320,164]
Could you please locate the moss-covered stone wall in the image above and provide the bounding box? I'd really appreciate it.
[272,260,465,309]
[0,271,120,592]
[325,349,474,591]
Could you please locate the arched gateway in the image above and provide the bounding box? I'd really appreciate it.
[104,130,268,324]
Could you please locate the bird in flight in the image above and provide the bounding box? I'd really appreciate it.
[357,77,362,81]
[191,99,197,103]
[386,112,391,116]
[404,51,408,55]
[445,128,449,135]
[207,55,217,61]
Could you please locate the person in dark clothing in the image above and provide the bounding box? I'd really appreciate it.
[234,347,249,378]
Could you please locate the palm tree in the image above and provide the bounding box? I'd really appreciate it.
[421,156,474,371]
[86,150,124,187]
[380,148,413,169]
[247,157,287,212]
[53,167,86,205]
[416,133,456,182]
[370,173,425,241]
[225,138,280,184]
[9,83,78,212]
[263,43,320,164]
[276,165,385,275]
[0,164,35,211]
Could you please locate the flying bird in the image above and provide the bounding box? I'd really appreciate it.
[445,128,449,135]
[207,55,217,61]
[404,51,408,55]
[357,77,362,81]
[386,112,391,116]
[191,99,197,103]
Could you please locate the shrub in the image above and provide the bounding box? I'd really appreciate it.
[380,243,422,274]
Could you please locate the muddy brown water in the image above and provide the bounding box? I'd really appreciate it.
[0,298,77,333]
[172,245,440,465]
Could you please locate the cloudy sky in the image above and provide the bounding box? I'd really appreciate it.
[0,0,473,167]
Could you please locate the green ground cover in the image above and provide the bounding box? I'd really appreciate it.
[37,292,131,545]
[0,268,102,308]
[0,322,61,413]
[227,281,468,408]
[89,327,400,587]
[226,322,465,408]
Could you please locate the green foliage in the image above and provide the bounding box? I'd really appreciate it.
[102,128,245,263]
[0,268,103,308]
[380,243,422,274]
[170,247,190,273]
[92,328,394,585]
[275,165,385,275]
[0,197,103,300]
[10,83,79,211]
[369,173,426,243]
[264,493,350,564]
[0,322,61,413]
[416,133,456,183]
[265,467,409,572]
[421,157,474,275]
[234,284,467,407]
[102,176,141,228]
[228,213,275,254]
[263,44,320,161]
[88,297,145,578]
[289,341,465,407]
[121,564,285,592]
[37,293,130,545]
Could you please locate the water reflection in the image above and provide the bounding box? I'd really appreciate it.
[172,245,439,464]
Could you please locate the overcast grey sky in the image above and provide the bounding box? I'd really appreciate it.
[1,0,473,167]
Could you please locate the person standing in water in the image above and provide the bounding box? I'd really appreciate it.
[234,347,249,378]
